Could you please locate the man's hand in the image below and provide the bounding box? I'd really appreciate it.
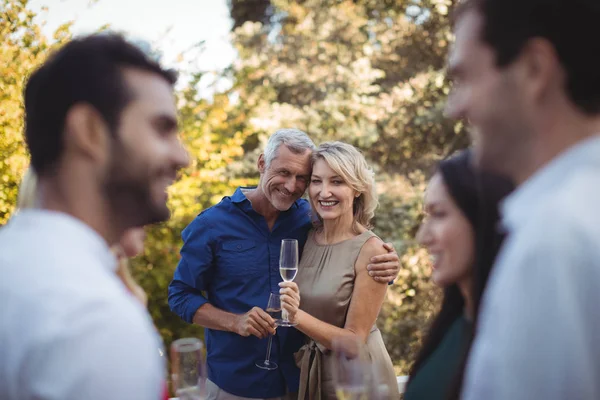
[233,307,276,339]
[368,242,400,283]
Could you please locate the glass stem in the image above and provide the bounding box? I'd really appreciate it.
[264,334,274,363]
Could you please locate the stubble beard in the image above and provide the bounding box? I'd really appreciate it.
[103,141,170,231]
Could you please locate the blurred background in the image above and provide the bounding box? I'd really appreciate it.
[0,0,466,375]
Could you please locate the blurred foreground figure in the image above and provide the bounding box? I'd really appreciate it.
[405,150,513,400]
[446,0,600,398]
[17,167,149,306]
[0,34,188,400]
[113,227,149,307]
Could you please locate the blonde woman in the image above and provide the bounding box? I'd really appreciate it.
[280,142,399,399]
[16,167,147,306]
[113,227,148,307]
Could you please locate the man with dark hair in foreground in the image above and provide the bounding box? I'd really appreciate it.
[446,0,600,398]
[0,34,189,399]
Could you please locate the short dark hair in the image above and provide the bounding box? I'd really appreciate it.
[24,33,177,175]
[457,0,600,115]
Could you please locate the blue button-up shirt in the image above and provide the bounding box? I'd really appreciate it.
[168,187,312,398]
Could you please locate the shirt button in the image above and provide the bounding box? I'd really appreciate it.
[236,245,241,249]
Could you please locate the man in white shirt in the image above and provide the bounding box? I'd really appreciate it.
[0,34,189,399]
[445,0,600,399]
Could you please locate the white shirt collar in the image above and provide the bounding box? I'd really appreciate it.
[502,135,600,232]
[10,209,117,272]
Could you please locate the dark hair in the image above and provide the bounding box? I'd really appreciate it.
[455,0,600,115]
[408,149,514,398]
[24,33,177,176]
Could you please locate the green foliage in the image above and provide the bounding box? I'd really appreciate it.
[228,0,467,174]
[372,175,442,373]
[130,72,258,351]
[226,0,467,374]
[0,0,72,224]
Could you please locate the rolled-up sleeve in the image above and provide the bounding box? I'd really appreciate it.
[168,214,214,324]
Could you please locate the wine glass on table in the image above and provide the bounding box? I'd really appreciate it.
[256,292,281,370]
[278,238,298,327]
[332,336,370,400]
[171,337,206,400]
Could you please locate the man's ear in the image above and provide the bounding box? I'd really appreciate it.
[63,103,111,166]
[258,153,266,174]
[519,37,561,106]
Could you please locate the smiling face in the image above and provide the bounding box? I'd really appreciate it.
[309,158,357,223]
[445,8,533,178]
[103,68,189,227]
[257,144,312,211]
[416,173,475,288]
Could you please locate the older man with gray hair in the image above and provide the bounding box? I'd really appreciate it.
[169,128,399,399]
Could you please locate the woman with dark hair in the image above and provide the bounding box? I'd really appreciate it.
[403,149,514,400]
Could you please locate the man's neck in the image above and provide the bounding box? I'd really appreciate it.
[39,175,121,245]
[245,187,281,230]
[514,112,600,185]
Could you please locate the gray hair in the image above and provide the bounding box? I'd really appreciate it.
[264,128,316,167]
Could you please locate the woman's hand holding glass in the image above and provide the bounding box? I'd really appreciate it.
[278,281,300,324]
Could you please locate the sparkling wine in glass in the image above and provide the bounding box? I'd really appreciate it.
[332,336,369,400]
[171,337,206,400]
[279,238,298,327]
[256,292,280,370]
[367,363,392,399]
[279,266,298,282]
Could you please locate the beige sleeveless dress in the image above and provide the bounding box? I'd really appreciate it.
[293,229,400,399]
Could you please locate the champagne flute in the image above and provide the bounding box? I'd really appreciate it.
[332,336,369,400]
[255,292,281,370]
[279,238,298,327]
[367,363,391,400]
[171,337,206,400]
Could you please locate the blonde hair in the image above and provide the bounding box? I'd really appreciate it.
[114,252,148,307]
[311,141,378,229]
[17,167,38,210]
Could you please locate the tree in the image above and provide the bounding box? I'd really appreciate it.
[228,0,272,29]
[228,0,466,174]
[224,0,465,373]
[0,0,72,224]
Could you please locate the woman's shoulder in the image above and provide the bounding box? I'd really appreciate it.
[358,232,386,259]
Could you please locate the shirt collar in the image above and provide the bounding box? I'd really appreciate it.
[11,209,117,272]
[231,187,252,204]
[502,135,600,231]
